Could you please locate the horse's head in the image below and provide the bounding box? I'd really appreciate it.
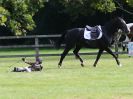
[114,17,129,34]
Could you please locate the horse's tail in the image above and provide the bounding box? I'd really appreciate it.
[56,31,67,49]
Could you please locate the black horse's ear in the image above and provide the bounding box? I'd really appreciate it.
[111,13,118,19]
[119,14,124,19]
[111,10,116,16]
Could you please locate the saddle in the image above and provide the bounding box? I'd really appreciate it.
[84,25,102,40]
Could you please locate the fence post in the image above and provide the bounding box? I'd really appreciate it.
[35,37,39,59]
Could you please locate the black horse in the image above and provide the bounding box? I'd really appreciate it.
[57,17,129,68]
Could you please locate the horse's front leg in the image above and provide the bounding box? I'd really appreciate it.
[93,49,104,67]
[58,47,71,68]
[105,47,122,67]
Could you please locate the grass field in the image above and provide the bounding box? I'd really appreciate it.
[0,48,133,99]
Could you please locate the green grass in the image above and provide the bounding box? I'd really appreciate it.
[0,49,133,99]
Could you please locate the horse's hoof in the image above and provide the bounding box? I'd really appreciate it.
[119,64,122,67]
[93,64,96,67]
[58,66,61,68]
[81,63,84,67]
[58,63,62,68]
[58,65,61,68]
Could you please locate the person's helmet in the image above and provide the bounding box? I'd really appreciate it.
[36,58,42,64]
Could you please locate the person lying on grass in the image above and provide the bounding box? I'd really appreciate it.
[12,57,43,72]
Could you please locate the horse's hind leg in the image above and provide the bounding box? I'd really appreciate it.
[73,45,84,67]
[58,46,71,68]
[93,49,104,67]
[105,47,122,67]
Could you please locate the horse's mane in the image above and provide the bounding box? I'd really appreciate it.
[104,17,122,25]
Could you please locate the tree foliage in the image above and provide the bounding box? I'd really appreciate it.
[0,6,9,26]
[48,0,132,21]
[0,0,45,35]
[0,0,133,35]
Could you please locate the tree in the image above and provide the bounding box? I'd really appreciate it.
[42,0,132,24]
[0,0,46,35]
[63,0,133,19]
[0,0,133,35]
[33,0,133,35]
[0,6,9,26]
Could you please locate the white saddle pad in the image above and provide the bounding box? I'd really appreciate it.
[84,25,103,40]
